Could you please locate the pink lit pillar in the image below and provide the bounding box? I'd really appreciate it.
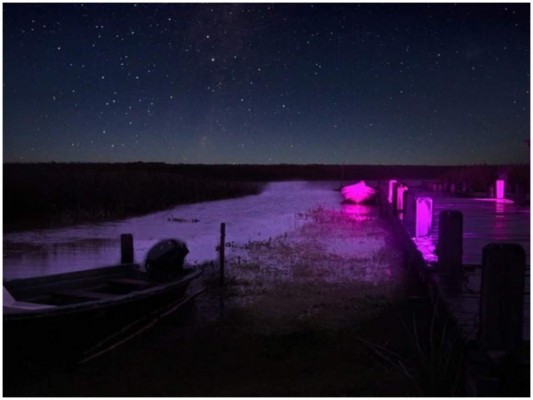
[388,180,398,204]
[496,179,505,200]
[415,197,433,237]
[396,185,408,211]
[479,243,525,352]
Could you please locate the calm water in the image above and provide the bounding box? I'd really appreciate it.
[4,181,350,280]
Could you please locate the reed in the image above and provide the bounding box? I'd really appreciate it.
[4,163,263,232]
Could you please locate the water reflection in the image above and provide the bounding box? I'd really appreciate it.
[413,236,437,263]
[4,182,345,280]
[495,200,505,215]
[341,203,375,221]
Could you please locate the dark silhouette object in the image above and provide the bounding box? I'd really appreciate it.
[121,233,134,264]
[145,239,189,279]
[437,210,463,290]
[479,243,526,354]
[219,223,226,286]
[437,210,463,269]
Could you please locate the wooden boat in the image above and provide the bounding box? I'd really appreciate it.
[340,181,377,204]
[4,261,202,366]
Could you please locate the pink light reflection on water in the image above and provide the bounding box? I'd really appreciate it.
[341,203,375,221]
[413,236,438,263]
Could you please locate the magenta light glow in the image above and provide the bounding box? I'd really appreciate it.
[388,180,398,203]
[413,236,437,263]
[341,203,373,221]
[496,179,505,199]
[415,197,433,237]
[341,181,377,204]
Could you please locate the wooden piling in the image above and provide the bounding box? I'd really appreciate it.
[389,180,398,211]
[515,184,526,206]
[120,234,134,264]
[415,197,433,237]
[479,243,525,353]
[403,189,416,234]
[437,210,463,273]
[219,223,226,285]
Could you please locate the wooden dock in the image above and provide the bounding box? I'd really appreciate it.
[381,182,530,396]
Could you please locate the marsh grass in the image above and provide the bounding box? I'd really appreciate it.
[197,206,467,396]
[8,204,468,397]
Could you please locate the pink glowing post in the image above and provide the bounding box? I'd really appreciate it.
[340,181,376,204]
[496,179,505,200]
[396,185,408,211]
[415,197,433,237]
[387,180,398,204]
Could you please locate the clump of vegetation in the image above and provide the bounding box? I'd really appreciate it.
[4,163,263,232]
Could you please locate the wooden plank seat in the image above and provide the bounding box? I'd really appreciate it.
[3,287,57,310]
[106,278,153,288]
[52,289,121,301]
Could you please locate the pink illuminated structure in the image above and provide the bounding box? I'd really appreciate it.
[387,180,398,203]
[415,197,433,237]
[396,185,408,211]
[496,179,505,200]
[340,181,377,204]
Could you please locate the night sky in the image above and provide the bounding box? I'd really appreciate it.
[3,3,530,165]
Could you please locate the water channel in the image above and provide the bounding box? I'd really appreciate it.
[4,181,349,280]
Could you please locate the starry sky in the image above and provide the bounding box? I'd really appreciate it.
[3,2,530,165]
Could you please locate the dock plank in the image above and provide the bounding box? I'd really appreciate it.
[404,192,530,265]
[399,188,530,345]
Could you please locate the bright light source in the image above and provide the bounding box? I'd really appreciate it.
[496,179,505,200]
[340,181,376,204]
[388,180,398,203]
[416,197,433,237]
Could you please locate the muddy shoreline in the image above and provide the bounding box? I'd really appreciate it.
[4,205,463,396]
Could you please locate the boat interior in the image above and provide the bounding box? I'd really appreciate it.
[4,266,160,308]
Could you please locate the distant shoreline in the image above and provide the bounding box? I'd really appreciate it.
[4,163,529,232]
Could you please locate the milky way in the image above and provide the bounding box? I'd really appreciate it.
[3,3,530,164]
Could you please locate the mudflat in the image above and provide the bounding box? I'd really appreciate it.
[6,206,455,396]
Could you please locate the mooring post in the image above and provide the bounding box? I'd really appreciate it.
[402,189,416,235]
[415,197,433,238]
[515,184,526,206]
[396,184,408,212]
[479,243,525,354]
[378,181,388,218]
[120,233,134,264]
[496,179,505,200]
[437,210,463,283]
[219,223,226,286]
[388,180,398,207]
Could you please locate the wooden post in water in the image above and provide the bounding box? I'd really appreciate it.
[515,184,526,206]
[396,184,408,213]
[388,180,398,206]
[219,223,226,286]
[437,210,463,276]
[120,233,134,264]
[479,243,525,354]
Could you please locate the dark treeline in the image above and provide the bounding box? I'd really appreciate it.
[4,162,529,232]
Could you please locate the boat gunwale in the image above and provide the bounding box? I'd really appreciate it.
[3,266,202,320]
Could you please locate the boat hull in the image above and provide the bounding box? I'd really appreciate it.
[4,264,201,367]
[340,181,377,204]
